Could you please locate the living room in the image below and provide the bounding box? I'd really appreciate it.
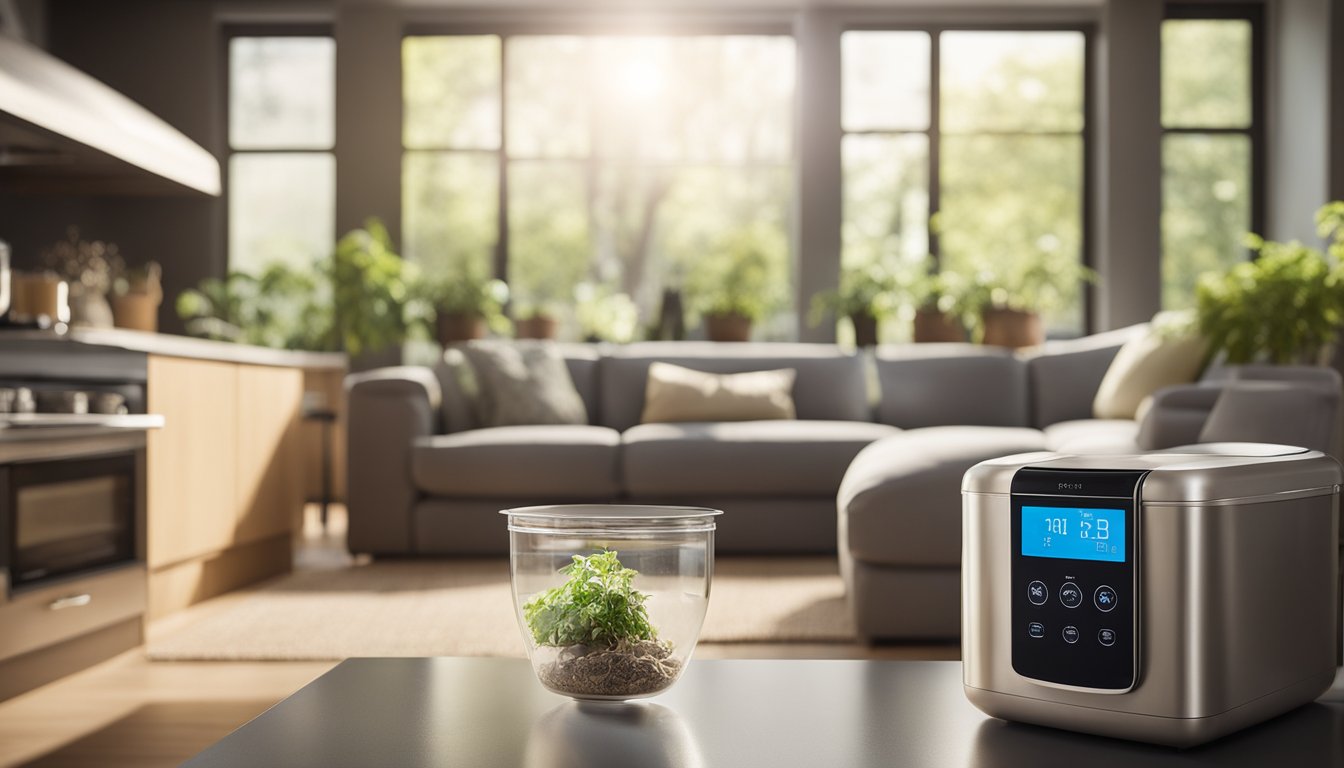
[0,0,1342,764]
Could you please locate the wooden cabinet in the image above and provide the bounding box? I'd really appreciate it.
[146,356,305,619]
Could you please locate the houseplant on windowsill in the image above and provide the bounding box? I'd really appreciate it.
[808,263,898,347]
[960,245,1095,348]
[909,271,970,343]
[690,225,786,342]
[1196,201,1344,365]
[575,283,640,343]
[513,301,562,340]
[426,266,510,345]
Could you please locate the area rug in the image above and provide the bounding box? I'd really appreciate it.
[146,557,856,661]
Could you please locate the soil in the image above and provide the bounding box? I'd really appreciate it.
[538,639,682,698]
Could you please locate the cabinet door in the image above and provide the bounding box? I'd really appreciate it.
[236,364,305,543]
[147,356,238,568]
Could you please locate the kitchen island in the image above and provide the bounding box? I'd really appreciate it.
[0,328,345,619]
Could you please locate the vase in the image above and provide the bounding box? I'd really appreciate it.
[704,312,752,342]
[515,315,559,340]
[68,284,115,328]
[913,308,967,343]
[981,307,1044,348]
[437,311,486,345]
[850,312,879,348]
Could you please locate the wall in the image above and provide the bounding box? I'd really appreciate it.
[1267,0,1333,244]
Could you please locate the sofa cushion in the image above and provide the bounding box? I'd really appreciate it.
[1093,315,1206,419]
[598,343,869,431]
[621,420,899,496]
[412,425,621,498]
[1043,419,1141,454]
[434,343,601,432]
[838,426,1048,567]
[1022,324,1145,428]
[873,344,1028,428]
[460,341,588,427]
[641,362,797,423]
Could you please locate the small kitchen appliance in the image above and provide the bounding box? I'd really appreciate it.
[962,444,1342,747]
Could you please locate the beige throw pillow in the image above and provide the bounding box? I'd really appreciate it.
[641,362,797,423]
[1093,314,1208,420]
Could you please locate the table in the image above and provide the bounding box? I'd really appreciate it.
[185,658,1344,768]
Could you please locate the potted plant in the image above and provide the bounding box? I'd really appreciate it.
[426,266,509,345]
[960,250,1095,349]
[112,261,163,332]
[1196,201,1344,365]
[575,283,640,343]
[513,301,561,340]
[909,271,970,343]
[808,264,898,347]
[690,226,785,342]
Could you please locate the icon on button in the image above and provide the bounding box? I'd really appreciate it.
[1094,585,1118,613]
[1028,622,1045,638]
[1062,625,1080,644]
[1098,628,1116,647]
[1059,583,1083,608]
[1028,580,1048,606]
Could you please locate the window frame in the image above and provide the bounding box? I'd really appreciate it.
[221,24,337,273]
[839,23,1096,335]
[1160,3,1266,284]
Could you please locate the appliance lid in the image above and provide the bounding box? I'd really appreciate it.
[963,444,1342,504]
[0,33,220,196]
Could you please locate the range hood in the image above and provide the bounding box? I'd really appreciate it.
[0,32,220,196]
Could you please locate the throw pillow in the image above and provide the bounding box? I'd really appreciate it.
[640,362,797,423]
[461,341,588,427]
[432,346,481,433]
[1093,312,1208,420]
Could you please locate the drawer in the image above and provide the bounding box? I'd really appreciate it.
[0,565,146,663]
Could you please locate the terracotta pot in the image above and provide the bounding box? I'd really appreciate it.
[981,307,1044,349]
[436,311,486,345]
[515,314,559,340]
[111,292,160,332]
[704,312,752,342]
[913,308,967,343]
[849,312,879,348]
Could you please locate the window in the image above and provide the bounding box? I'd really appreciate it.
[841,29,1088,339]
[227,34,336,274]
[1160,6,1262,309]
[403,34,796,339]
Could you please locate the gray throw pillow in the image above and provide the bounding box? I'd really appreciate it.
[431,346,481,433]
[460,341,588,427]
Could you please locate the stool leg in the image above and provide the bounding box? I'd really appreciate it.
[320,420,331,531]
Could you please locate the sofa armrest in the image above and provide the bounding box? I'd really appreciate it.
[344,367,442,555]
[1135,384,1223,450]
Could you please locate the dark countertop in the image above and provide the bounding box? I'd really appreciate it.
[183,658,1344,768]
[0,327,346,370]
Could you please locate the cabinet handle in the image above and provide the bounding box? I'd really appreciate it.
[48,594,92,611]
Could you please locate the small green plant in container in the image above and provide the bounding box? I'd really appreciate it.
[523,550,679,698]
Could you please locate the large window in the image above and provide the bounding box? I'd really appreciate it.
[403,34,796,339]
[842,29,1088,338]
[226,34,336,273]
[1160,6,1262,309]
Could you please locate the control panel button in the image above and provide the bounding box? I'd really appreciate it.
[1058,583,1083,608]
[1094,585,1118,613]
[1098,628,1116,647]
[1062,625,1080,644]
[1028,622,1045,638]
[1027,580,1048,606]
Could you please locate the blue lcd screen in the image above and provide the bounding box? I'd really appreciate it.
[1021,506,1126,562]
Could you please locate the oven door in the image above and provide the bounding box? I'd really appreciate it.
[5,453,136,589]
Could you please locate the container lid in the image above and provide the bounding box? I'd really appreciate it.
[963,444,1342,504]
[501,504,722,534]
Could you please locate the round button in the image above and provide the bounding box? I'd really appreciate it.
[1058,582,1083,608]
[1027,580,1048,606]
[1062,625,1080,644]
[1028,621,1045,639]
[1094,585,1118,613]
[1098,628,1117,647]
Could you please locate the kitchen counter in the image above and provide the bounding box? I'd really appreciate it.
[0,327,346,370]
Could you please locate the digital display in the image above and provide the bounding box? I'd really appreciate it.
[1020,505,1125,562]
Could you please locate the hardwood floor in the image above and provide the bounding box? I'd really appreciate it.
[0,505,957,768]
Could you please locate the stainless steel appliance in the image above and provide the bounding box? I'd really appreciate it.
[962,444,1342,747]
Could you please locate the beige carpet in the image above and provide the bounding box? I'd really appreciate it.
[146,558,856,661]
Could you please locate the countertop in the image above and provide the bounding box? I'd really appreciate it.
[0,327,346,370]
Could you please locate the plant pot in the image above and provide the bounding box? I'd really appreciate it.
[515,314,559,340]
[111,292,160,332]
[437,311,486,345]
[704,312,752,342]
[849,312,879,348]
[913,308,967,343]
[981,307,1044,349]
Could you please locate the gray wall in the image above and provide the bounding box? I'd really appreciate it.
[0,0,1339,339]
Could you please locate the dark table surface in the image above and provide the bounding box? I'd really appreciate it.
[185,658,1344,768]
